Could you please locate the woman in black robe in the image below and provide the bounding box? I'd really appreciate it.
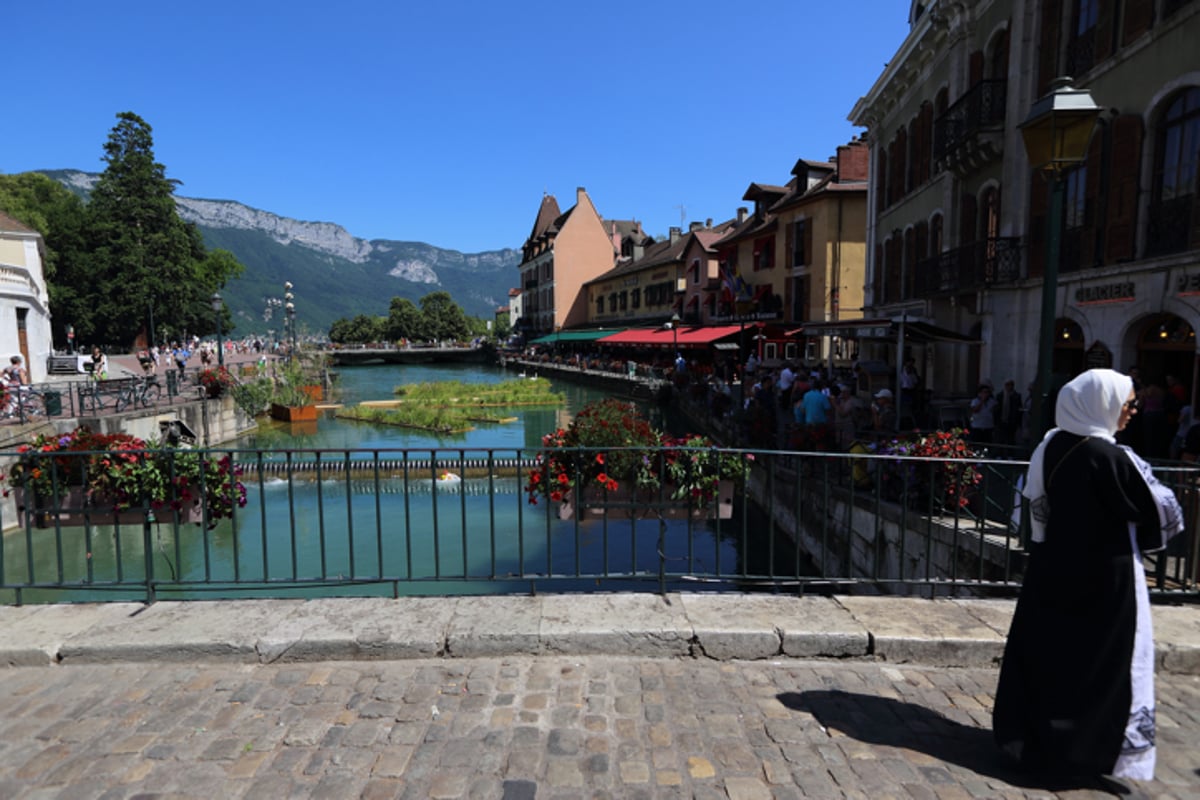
[994,368,1184,781]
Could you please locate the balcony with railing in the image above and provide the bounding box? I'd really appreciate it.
[933,79,1007,176]
[913,237,1022,297]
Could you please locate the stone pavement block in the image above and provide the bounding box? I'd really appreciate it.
[258,597,453,661]
[953,599,1015,636]
[56,599,303,663]
[837,597,1005,667]
[0,603,144,666]
[539,594,692,656]
[1153,604,1200,675]
[778,596,871,658]
[445,596,541,657]
[676,593,782,660]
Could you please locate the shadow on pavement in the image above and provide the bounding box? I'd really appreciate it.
[778,690,1132,796]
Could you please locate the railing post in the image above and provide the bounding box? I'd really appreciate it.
[142,513,156,604]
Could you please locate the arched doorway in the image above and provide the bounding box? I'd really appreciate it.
[1134,313,1196,397]
[1053,318,1085,377]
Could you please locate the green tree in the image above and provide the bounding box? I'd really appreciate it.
[63,112,243,346]
[329,314,383,343]
[0,172,88,282]
[384,297,422,341]
[419,291,471,343]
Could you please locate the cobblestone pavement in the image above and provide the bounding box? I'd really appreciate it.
[0,657,1197,799]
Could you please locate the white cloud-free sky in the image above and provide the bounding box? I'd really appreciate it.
[4,1,910,252]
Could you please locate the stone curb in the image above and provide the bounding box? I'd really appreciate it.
[0,595,1197,674]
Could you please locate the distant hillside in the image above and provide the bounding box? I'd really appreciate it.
[42,170,520,335]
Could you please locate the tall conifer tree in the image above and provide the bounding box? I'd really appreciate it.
[77,111,241,347]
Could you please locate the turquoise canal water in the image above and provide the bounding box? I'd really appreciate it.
[5,363,792,602]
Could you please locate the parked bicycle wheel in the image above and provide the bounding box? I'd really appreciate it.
[141,383,162,407]
[19,391,45,418]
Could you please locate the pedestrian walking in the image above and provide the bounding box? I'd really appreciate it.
[993,368,1184,780]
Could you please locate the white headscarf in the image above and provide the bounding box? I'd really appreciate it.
[1052,368,1133,441]
[1022,369,1134,543]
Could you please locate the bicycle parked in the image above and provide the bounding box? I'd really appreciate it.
[0,385,46,421]
[114,374,163,412]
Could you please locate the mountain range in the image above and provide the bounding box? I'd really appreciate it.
[44,170,521,337]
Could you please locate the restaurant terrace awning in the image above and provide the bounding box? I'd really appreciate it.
[790,318,981,344]
[529,329,626,344]
[596,325,743,348]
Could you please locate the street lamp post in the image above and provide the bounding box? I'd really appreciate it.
[1019,77,1102,439]
[210,292,225,367]
[284,281,296,362]
[669,312,681,354]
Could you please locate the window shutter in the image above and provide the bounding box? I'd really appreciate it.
[1122,0,1154,46]
[1029,171,1049,278]
[968,49,984,87]
[876,151,888,212]
[1094,0,1114,63]
[920,103,934,183]
[878,241,888,303]
[1105,114,1143,263]
[1080,127,1105,267]
[785,220,795,267]
[803,219,813,267]
[1037,0,1063,97]
[1191,179,1200,250]
[961,191,978,245]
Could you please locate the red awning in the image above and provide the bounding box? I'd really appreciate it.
[596,325,743,348]
[596,328,673,346]
[674,325,743,346]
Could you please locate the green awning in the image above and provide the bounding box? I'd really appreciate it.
[530,329,626,344]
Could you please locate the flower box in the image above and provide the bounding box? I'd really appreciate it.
[301,384,324,402]
[557,480,734,521]
[13,486,207,529]
[271,403,318,422]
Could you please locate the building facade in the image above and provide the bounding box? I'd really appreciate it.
[0,212,53,383]
[850,0,1200,403]
[517,188,621,337]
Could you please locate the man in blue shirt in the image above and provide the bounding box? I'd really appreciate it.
[799,380,832,425]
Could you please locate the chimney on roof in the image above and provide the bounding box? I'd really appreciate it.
[737,207,749,224]
[633,244,645,261]
[836,139,870,182]
[706,218,713,228]
[576,187,587,205]
[688,221,703,232]
[669,227,681,244]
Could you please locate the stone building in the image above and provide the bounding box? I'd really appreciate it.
[0,211,53,383]
[849,0,1200,406]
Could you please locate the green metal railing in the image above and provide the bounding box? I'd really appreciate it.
[0,445,1196,604]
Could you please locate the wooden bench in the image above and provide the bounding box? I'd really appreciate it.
[78,378,139,412]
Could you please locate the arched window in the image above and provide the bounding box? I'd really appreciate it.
[989,30,1009,80]
[1149,88,1200,256]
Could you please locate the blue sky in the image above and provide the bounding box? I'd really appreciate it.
[4,1,910,254]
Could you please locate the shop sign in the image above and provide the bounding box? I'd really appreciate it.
[1176,274,1200,296]
[1075,282,1135,305]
